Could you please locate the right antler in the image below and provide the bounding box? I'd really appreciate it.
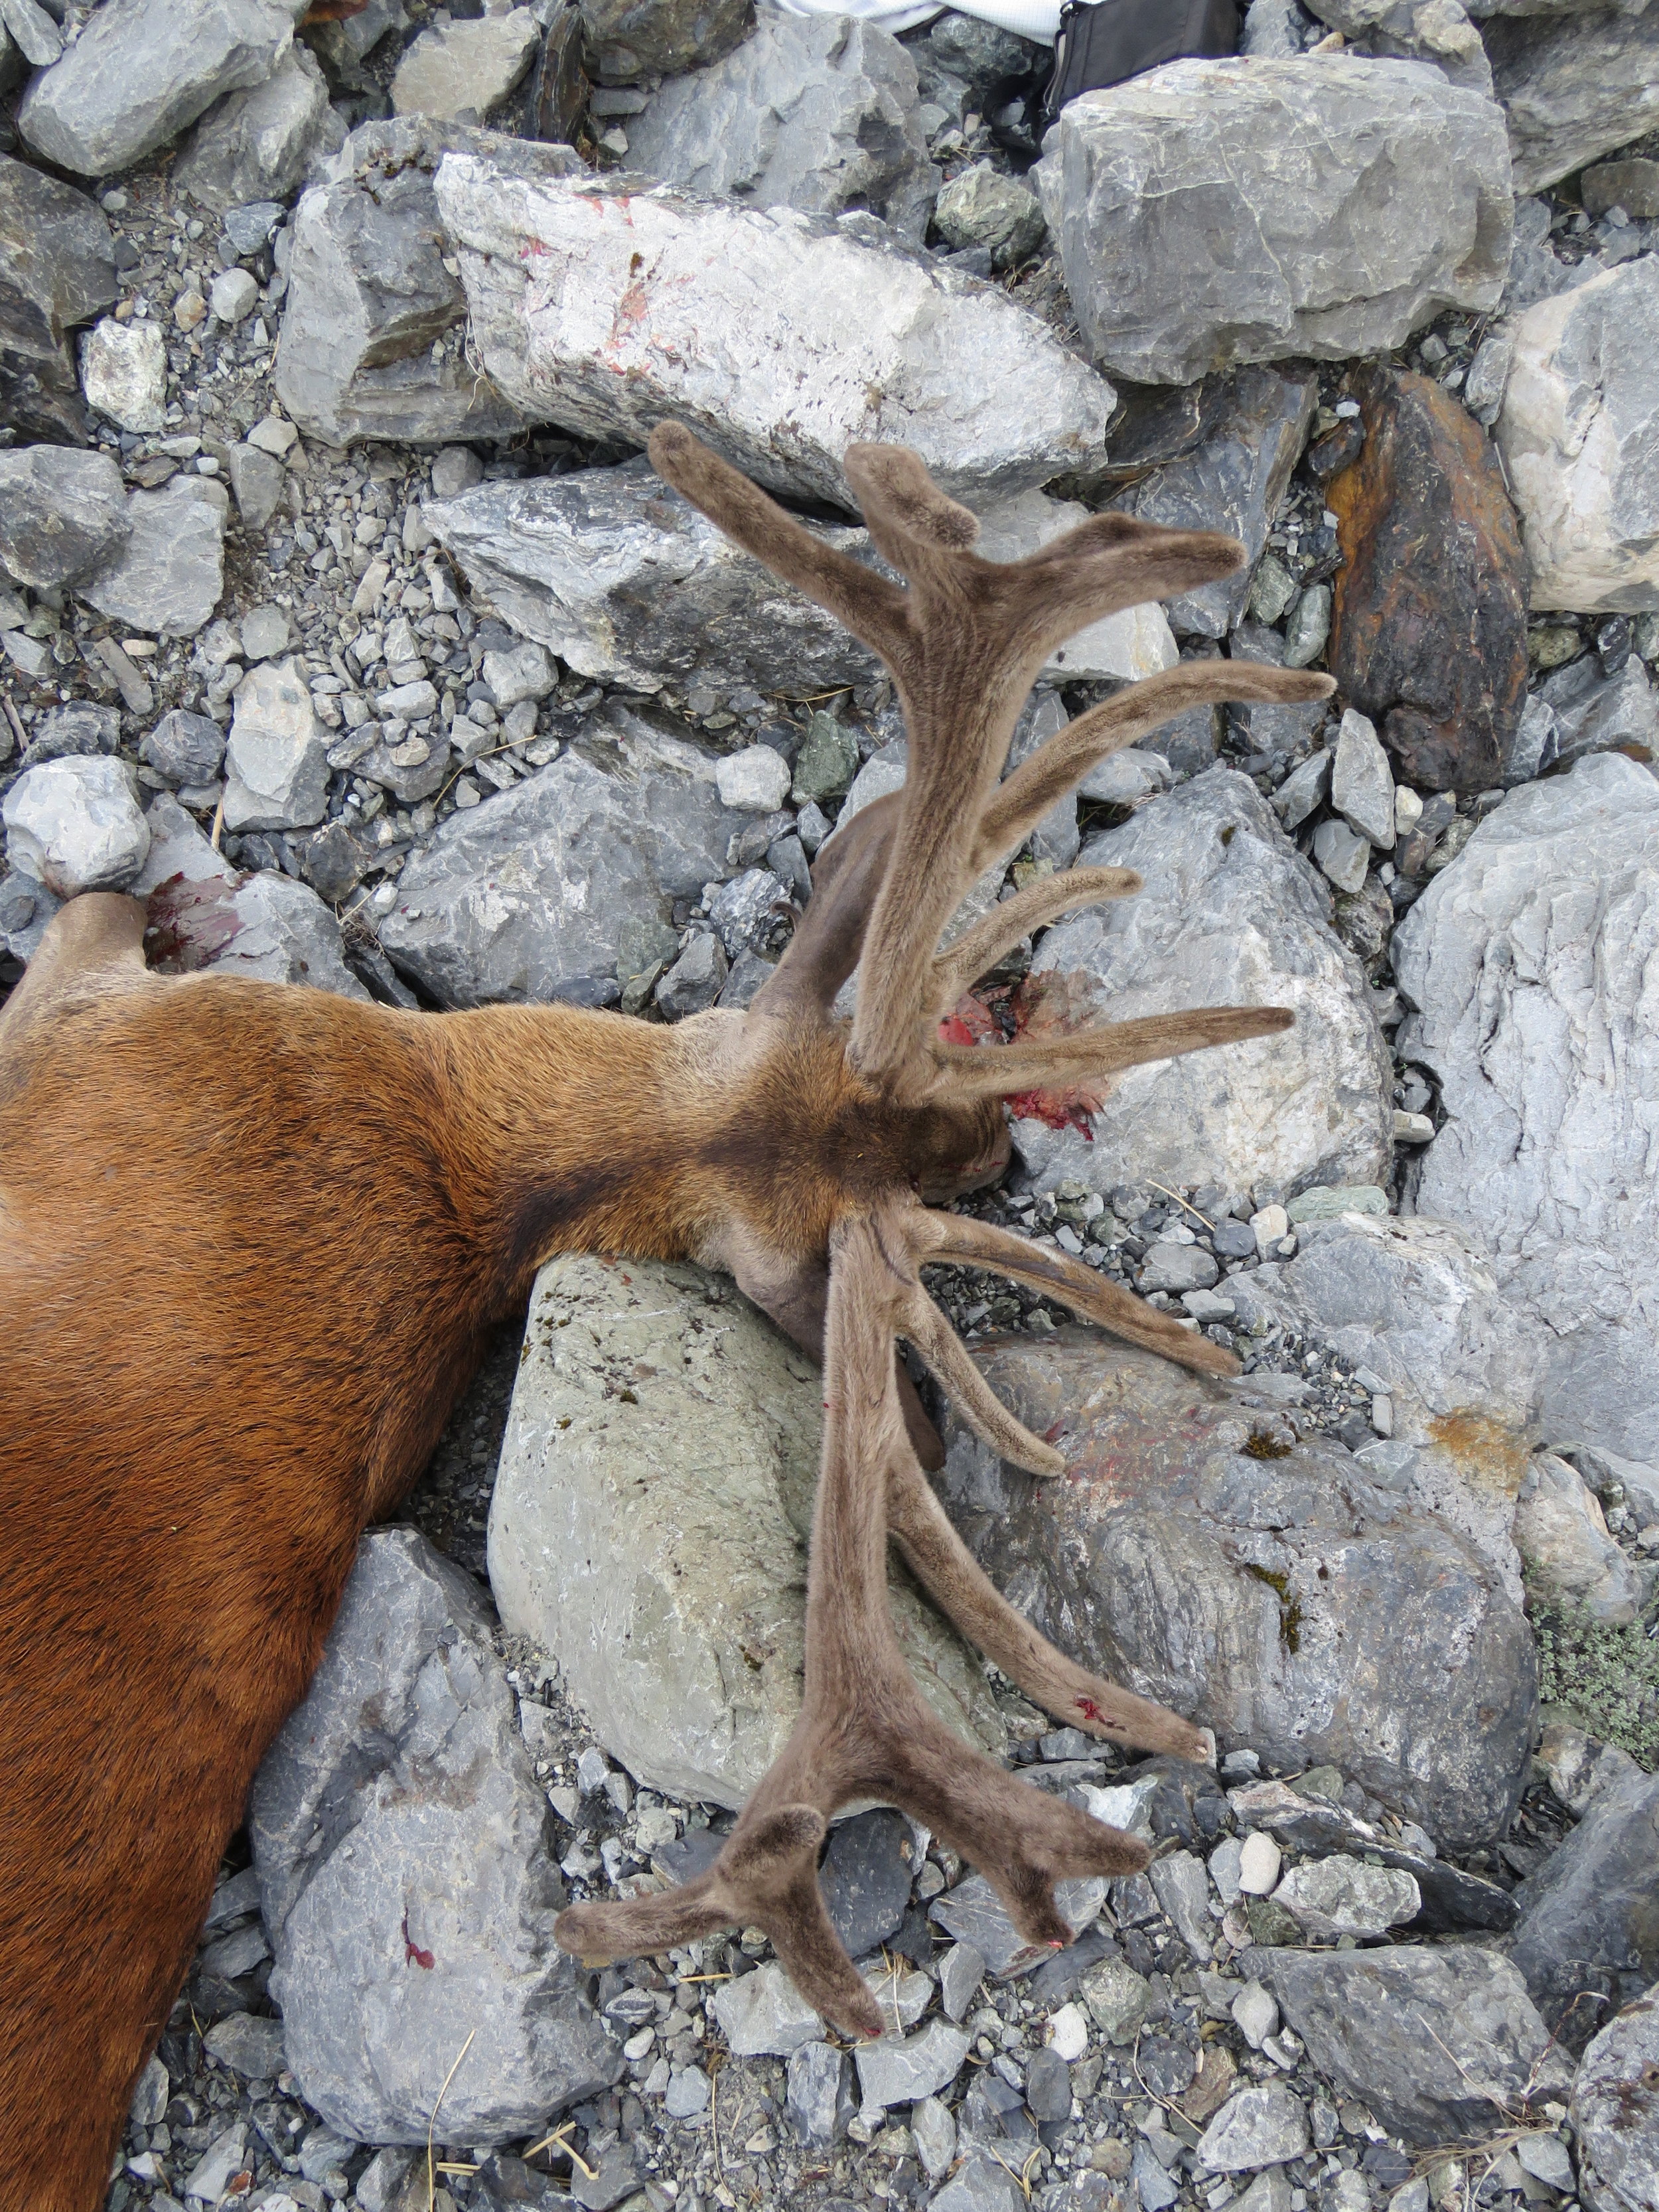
[652,423,1333,1108]
[556,1198,1180,2037]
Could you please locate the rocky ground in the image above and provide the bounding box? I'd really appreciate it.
[3,0,1659,2209]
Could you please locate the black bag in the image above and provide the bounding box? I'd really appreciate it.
[1039,0,1241,135]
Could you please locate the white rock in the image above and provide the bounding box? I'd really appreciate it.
[1393,755,1659,1468]
[1513,1453,1648,1625]
[1196,2085,1311,2173]
[3,755,149,896]
[1234,1981,1280,2050]
[1250,1205,1289,1257]
[1048,2002,1090,2063]
[1209,1834,1245,1905]
[392,10,541,121]
[1078,748,1174,806]
[80,315,167,433]
[1015,768,1392,1206]
[223,657,330,833]
[715,746,793,814]
[431,153,1116,507]
[1238,1832,1282,1895]
[1331,709,1395,848]
[1273,1856,1421,1939]
[210,267,259,325]
[1497,258,1659,615]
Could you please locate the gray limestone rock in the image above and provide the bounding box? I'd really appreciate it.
[3,754,149,896]
[21,701,122,767]
[223,658,329,834]
[1013,769,1392,1207]
[933,160,1045,269]
[1105,368,1317,639]
[203,2014,287,2082]
[1392,755,1659,1469]
[1512,1452,1648,1623]
[0,870,60,964]
[1272,1856,1421,1939]
[140,710,227,788]
[422,457,882,696]
[655,931,727,1019]
[1498,259,1659,615]
[1510,1770,1659,2052]
[712,1960,823,2057]
[1227,620,1333,764]
[578,0,752,83]
[0,445,129,589]
[1196,2086,1310,2172]
[78,316,166,437]
[1539,657,1659,766]
[1256,1945,1571,2144]
[307,0,407,74]
[486,1254,1007,1808]
[432,155,1116,507]
[931,2153,1026,2212]
[392,10,543,121]
[938,1334,1537,1849]
[0,0,60,69]
[380,707,743,1008]
[274,117,583,449]
[226,442,289,530]
[1301,0,1492,92]
[78,480,226,640]
[786,2040,855,2144]
[1331,709,1395,847]
[1224,1212,1548,1596]
[250,1528,619,2143]
[1035,56,1512,385]
[0,154,116,447]
[626,13,940,242]
[176,40,345,213]
[18,0,298,179]
[1484,5,1659,196]
[1573,1984,1659,2212]
[854,2020,970,2108]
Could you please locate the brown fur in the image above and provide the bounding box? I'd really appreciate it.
[0,433,1333,2207]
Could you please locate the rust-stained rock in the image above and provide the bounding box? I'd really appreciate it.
[1327,366,1527,794]
[938,1332,1536,1850]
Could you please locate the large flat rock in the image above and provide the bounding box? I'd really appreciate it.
[431,153,1116,507]
[937,1332,1536,1849]
[1012,767,1392,1207]
[1393,754,1659,1468]
[1035,55,1511,384]
[487,1255,1007,1808]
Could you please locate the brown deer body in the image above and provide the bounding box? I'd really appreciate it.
[0,429,1330,2212]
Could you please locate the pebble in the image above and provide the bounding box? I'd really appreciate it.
[715,744,793,813]
[663,2064,711,2118]
[1196,2085,1311,2172]
[710,1958,822,2055]
[855,2020,970,2108]
[912,2093,957,2179]
[1080,1955,1153,2045]
[1238,1832,1283,1894]
[1048,2000,1090,2062]
[210,267,259,325]
[80,316,168,433]
[1234,1981,1281,2050]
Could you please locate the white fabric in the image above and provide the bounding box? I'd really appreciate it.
[768,0,1060,46]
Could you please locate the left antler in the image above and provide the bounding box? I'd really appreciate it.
[555,1199,1188,2035]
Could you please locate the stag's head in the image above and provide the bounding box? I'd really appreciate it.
[650,423,1334,1448]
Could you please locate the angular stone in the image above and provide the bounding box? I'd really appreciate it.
[203,2013,287,2081]
[930,1872,1107,1980]
[1105,368,1317,639]
[855,2020,969,2108]
[226,444,287,531]
[626,13,939,242]
[223,658,328,834]
[1573,1983,1659,2212]
[1196,2085,1310,2172]
[250,1529,619,2142]
[1302,0,1491,92]
[711,1960,823,2057]
[1392,755,1659,1468]
[939,1336,1536,1850]
[1256,1945,1570,2145]
[422,457,883,696]
[482,640,555,710]
[655,930,727,1019]
[176,41,344,212]
[0,154,116,447]
[79,479,226,641]
[141,710,226,788]
[1224,1213,1547,1597]
[1139,1243,1220,1295]
[433,155,1116,508]
[486,1255,1006,1808]
[715,747,792,814]
[18,0,297,179]
[786,2040,854,2144]
[1035,56,1511,385]
[1498,259,1659,617]
[1331,709,1394,848]
[1013,768,1392,1207]
[1511,1769,1659,2051]
[0,446,129,589]
[1149,1850,1213,1960]
[577,0,751,84]
[912,2092,957,2179]
[1513,1453,1647,1625]
[1582,159,1659,223]
[1484,5,1659,196]
[1328,366,1528,794]
[1273,1856,1420,1939]
[820,1808,914,1960]
[1272,749,1332,833]
[934,159,1045,269]
[1312,817,1369,895]
[382,708,742,1009]
[80,316,167,436]
[975,489,1180,684]
[931,2152,1026,2212]
[392,11,542,122]
[275,117,583,448]
[1538,657,1659,771]
[3,754,149,897]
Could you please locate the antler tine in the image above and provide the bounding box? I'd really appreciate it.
[930,865,1142,1015]
[975,662,1338,877]
[748,790,902,1023]
[933,1004,1295,1102]
[648,423,906,661]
